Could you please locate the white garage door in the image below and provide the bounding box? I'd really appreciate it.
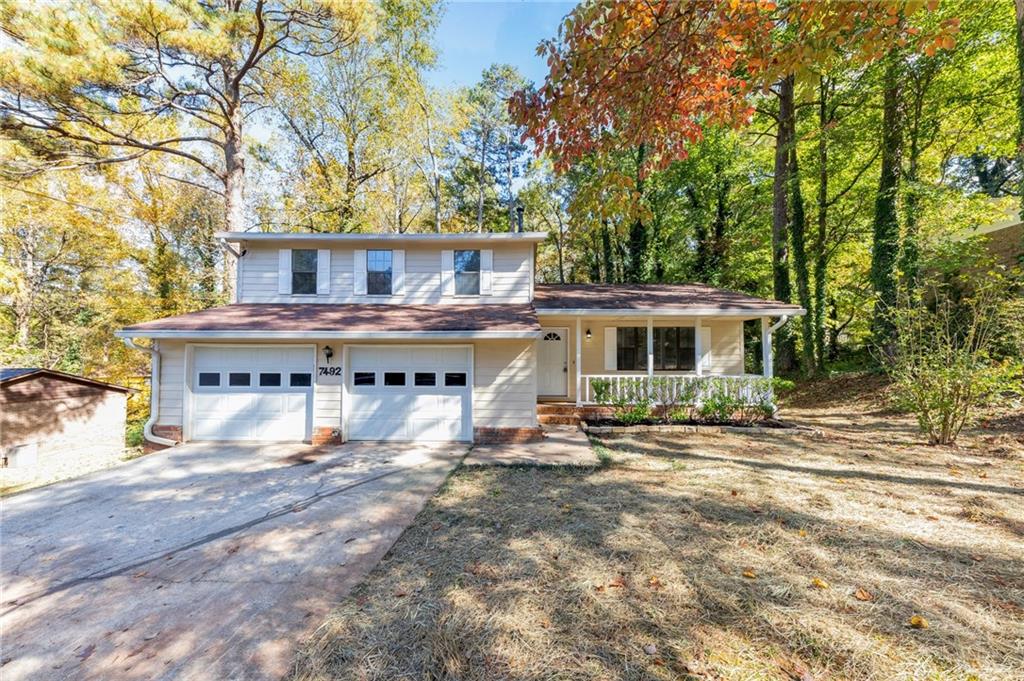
[189,345,315,442]
[347,346,471,442]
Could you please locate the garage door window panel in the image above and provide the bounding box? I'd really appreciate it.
[367,250,393,295]
[229,372,251,387]
[259,372,282,387]
[354,372,376,386]
[444,372,467,387]
[198,372,220,387]
[384,372,406,386]
[289,372,312,387]
[414,372,436,386]
[292,249,318,295]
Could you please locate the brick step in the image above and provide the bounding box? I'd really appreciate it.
[537,403,582,415]
[538,414,581,426]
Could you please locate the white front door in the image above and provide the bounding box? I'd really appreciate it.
[537,327,568,396]
[346,346,472,442]
[189,345,315,442]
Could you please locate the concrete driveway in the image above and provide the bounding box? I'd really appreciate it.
[0,441,466,680]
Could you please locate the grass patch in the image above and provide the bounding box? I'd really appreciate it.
[293,408,1024,681]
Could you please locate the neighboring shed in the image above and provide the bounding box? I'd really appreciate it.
[0,369,134,477]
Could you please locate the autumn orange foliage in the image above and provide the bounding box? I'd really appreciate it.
[511,0,958,172]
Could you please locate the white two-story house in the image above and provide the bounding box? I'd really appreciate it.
[117,231,802,447]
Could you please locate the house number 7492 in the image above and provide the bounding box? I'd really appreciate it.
[318,366,342,376]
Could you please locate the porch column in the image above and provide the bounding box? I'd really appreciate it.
[694,317,703,376]
[761,317,773,378]
[575,317,582,406]
[646,317,654,383]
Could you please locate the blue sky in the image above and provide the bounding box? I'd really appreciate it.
[426,1,575,90]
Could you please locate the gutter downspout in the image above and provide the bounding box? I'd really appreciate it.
[761,314,790,416]
[121,337,177,447]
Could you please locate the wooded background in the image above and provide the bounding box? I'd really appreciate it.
[1,0,1021,391]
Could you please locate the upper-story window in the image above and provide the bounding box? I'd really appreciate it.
[367,250,393,295]
[454,250,480,295]
[291,249,317,294]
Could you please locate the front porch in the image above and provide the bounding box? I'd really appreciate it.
[534,313,788,407]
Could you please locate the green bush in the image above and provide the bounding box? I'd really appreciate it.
[616,399,654,425]
[125,419,146,448]
[887,287,1023,445]
[590,378,612,404]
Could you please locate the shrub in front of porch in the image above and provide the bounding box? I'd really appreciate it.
[589,376,782,427]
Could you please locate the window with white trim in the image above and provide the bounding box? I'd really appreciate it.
[616,327,696,371]
[291,249,317,294]
[454,250,480,295]
[367,250,393,295]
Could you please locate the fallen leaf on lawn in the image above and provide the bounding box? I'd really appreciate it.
[948,466,962,476]
[798,529,808,538]
[540,618,551,629]
[978,471,988,479]
[394,589,408,598]
[909,615,929,629]
[853,588,874,602]
[652,657,665,666]
[431,522,443,531]
[810,577,829,589]
[648,576,664,589]
[926,515,940,521]
[776,654,815,681]
[731,490,739,496]
[609,574,628,588]
[643,643,658,656]
[560,503,572,512]
[593,584,606,592]
[970,555,983,562]
[743,569,757,579]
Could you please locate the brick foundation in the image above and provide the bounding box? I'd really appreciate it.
[145,425,182,452]
[311,426,344,446]
[473,427,545,444]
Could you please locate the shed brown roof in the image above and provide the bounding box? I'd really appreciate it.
[0,368,134,393]
[122,303,540,335]
[533,284,803,313]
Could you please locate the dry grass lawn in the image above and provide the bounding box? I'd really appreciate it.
[293,385,1024,680]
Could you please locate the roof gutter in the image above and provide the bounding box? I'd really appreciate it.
[533,307,806,317]
[115,329,542,340]
[120,337,176,447]
[767,314,790,334]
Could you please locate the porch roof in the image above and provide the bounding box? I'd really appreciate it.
[533,284,804,317]
[117,303,541,340]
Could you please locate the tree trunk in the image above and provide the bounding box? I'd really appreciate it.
[870,50,903,352]
[814,76,829,372]
[1016,0,1024,217]
[772,75,797,374]
[342,137,357,228]
[789,145,815,374]
[506,137,516,232]
[601,217,614,284]
[555,214,566,283]
[626,143,647,282]
[711,167,729,284]
[476,132,488,232]
[222,73,245,233]
[900,100,922,300]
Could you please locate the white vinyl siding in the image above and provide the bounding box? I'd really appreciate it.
[238,244,530,304]
[156,340,186,428]
[472,340,536,428]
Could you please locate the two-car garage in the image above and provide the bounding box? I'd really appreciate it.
[186,344,473,443]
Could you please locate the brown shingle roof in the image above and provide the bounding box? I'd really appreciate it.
[122,304,540,335]
[533,284,804,313]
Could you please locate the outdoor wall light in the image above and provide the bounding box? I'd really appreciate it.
[323,345,334,363]
[585,328,592,340]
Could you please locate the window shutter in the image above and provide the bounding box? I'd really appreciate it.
[317,249,331,295]
[441,249,455,296]
[604,327,617,371]
[278,249,291,295]
[393,249,405,294]
[480,249,493,295]
[700,327,712,370]
[353,249,367,295]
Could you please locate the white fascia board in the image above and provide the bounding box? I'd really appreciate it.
[215,231,549,244]
[115,329,542,340]
[534,307,806,317]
